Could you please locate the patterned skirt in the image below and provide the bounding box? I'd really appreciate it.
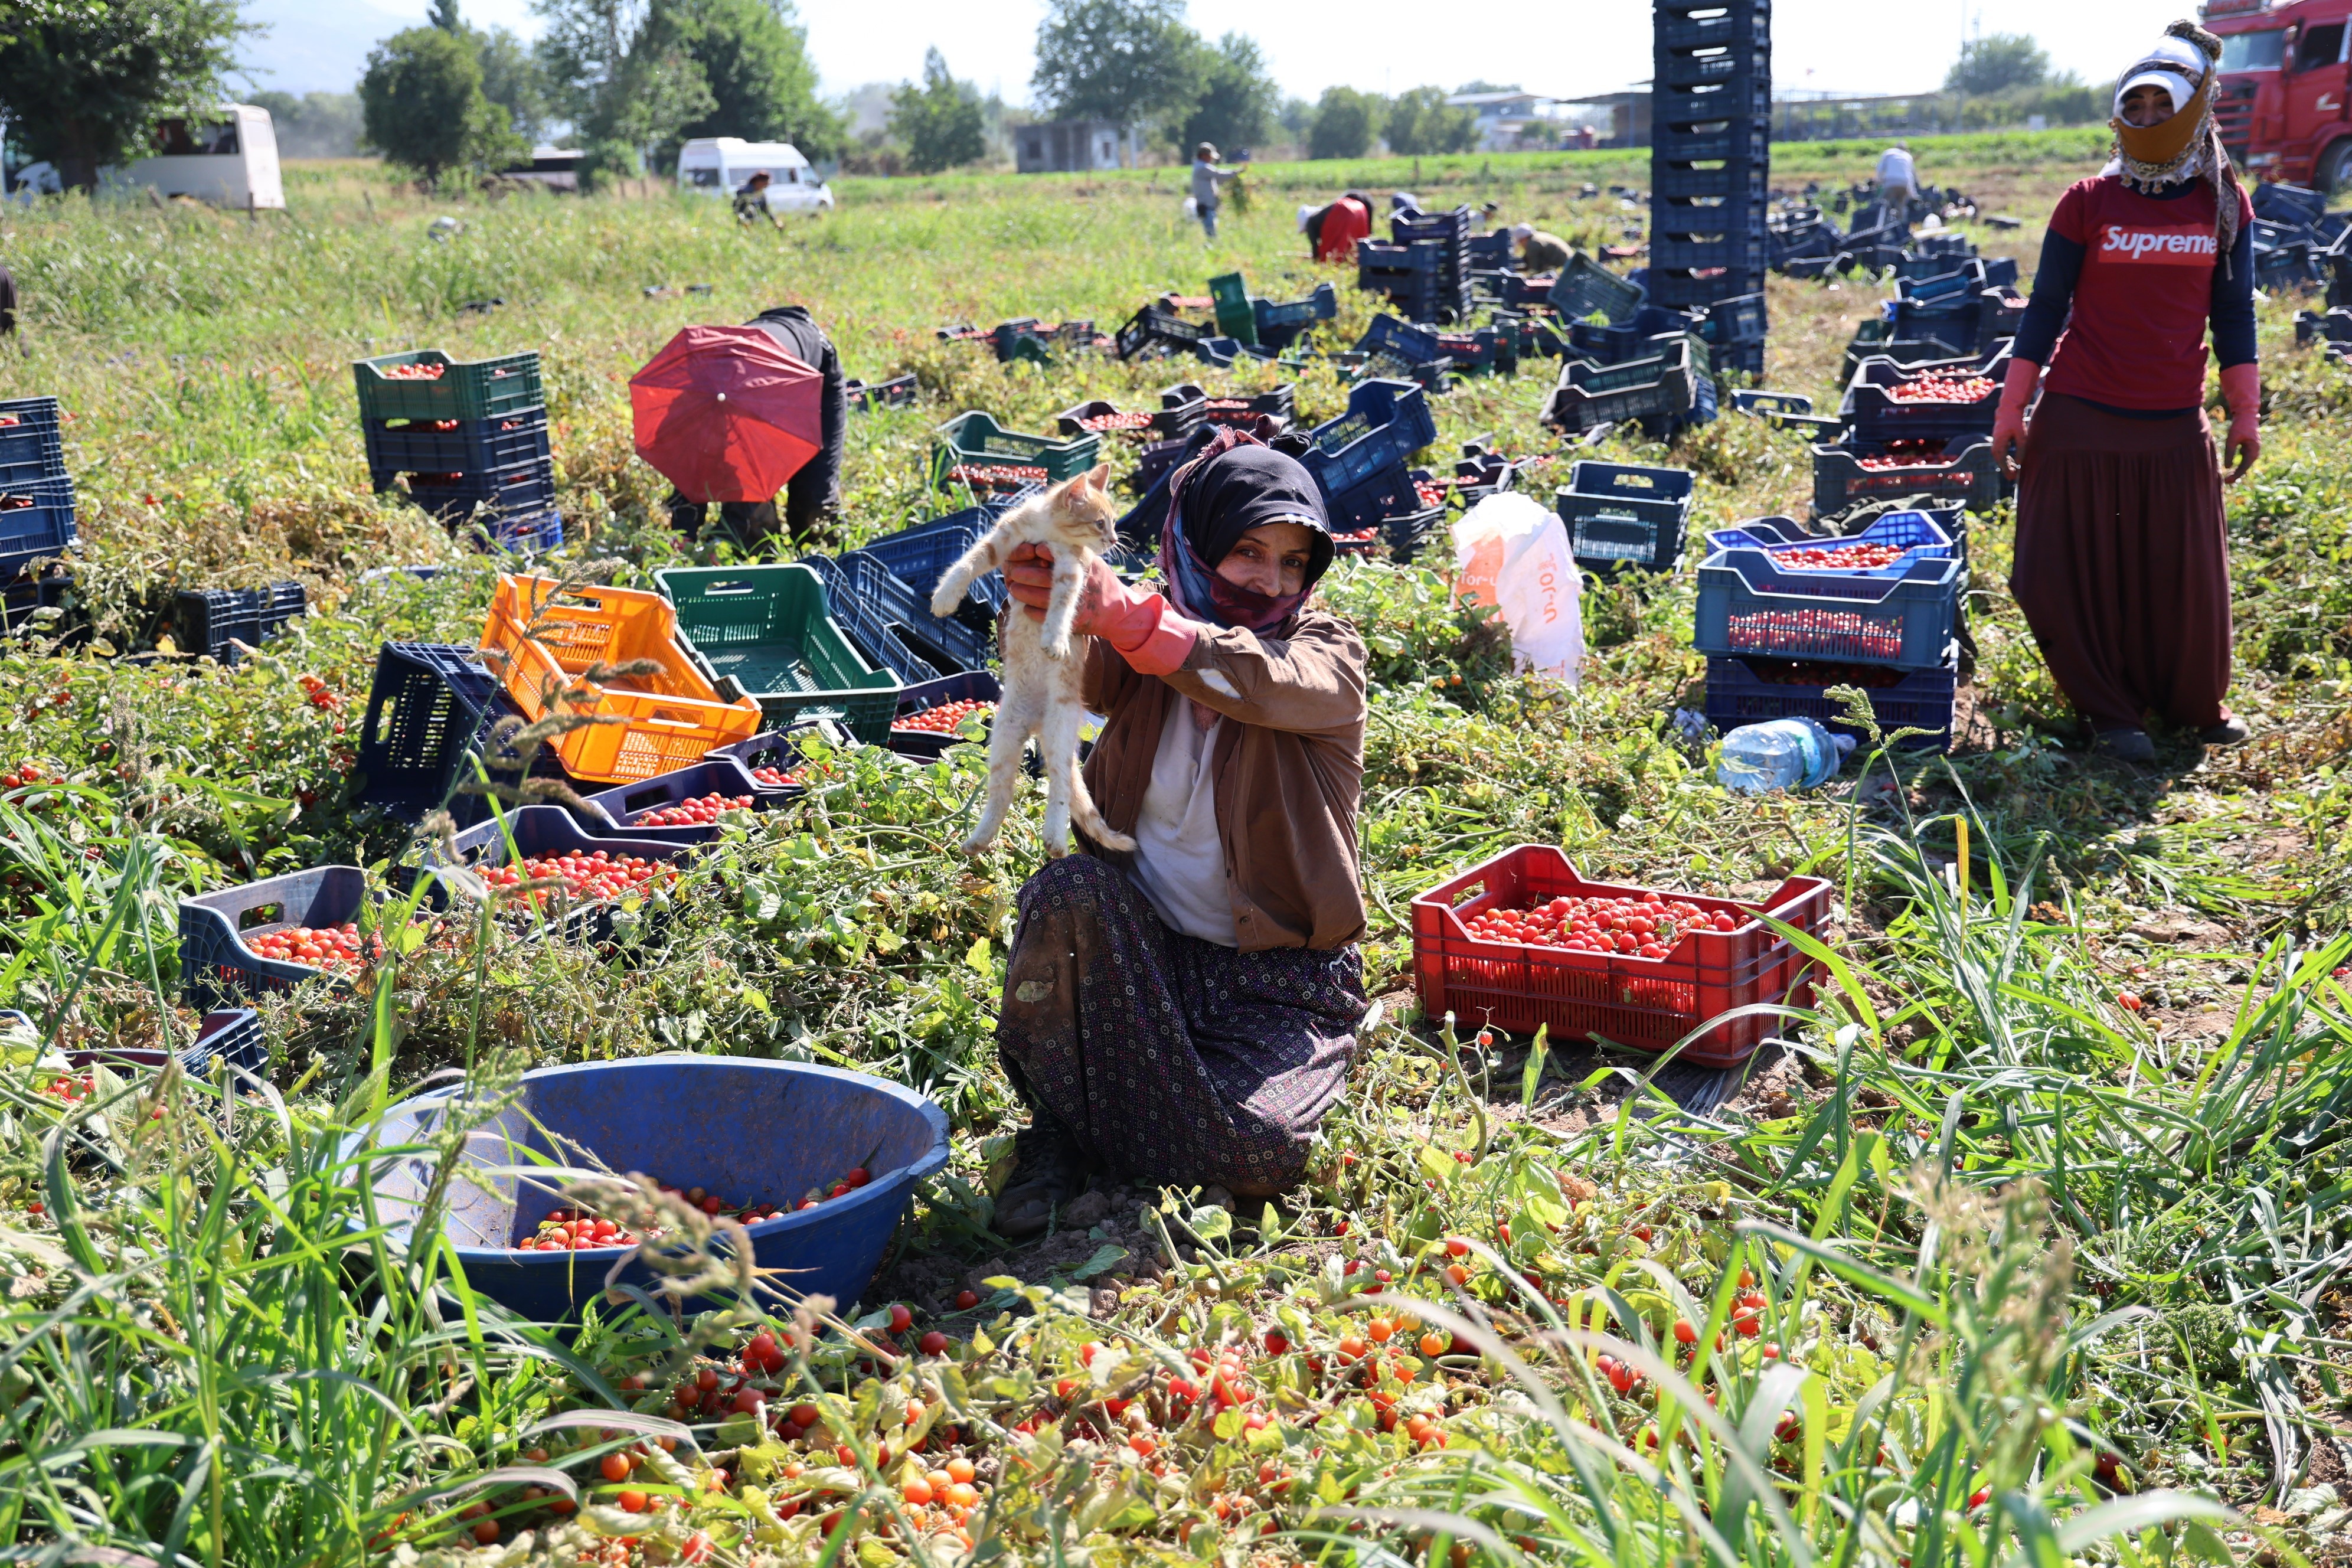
[995,855,1364,1192]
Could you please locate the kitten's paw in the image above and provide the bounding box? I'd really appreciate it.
[1041,633,1073,660]
[929,587,962,619]
[960,828,998,855]
[1041,838,1070,859]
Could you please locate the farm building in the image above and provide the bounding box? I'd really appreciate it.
[1014,120,1128,174]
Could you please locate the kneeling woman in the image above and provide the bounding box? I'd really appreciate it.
[989,437,1367,1239]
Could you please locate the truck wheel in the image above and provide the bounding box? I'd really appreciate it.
[2322,140,2352,196]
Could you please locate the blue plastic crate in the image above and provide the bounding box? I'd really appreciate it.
[1357,313,1445,366]
[1705,509,1958,579]
[888,669,1002,761]
[841,547,992,671]
[576,754,788,844]
[362,407,550,476]
[355,641,568,826]
[1557,460,1694,571]
[0,476,76,580]
[1693,550,1961,671]
[1701,293,1768,347]
[1547,254,1646,324]
[483,509,563,553]
[394,458,558,521]
[847,373,919,411]
[178,866,374,1008]
[807,551,992,685]
[1255,282,1338,338]
[1324,463,1427,533]
[171,583,306,662]
[859,509,1009,626]
[422,806,694,927]
[1660,0,1769,50]
[1301,380,1438,502]
[185,1008,269,1076]
[1,567,74,634]
[0,396,64,487]
[1706,655,1956,754]
[1391,205,1473,247]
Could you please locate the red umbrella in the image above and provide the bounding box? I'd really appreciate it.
[629,325,822,504]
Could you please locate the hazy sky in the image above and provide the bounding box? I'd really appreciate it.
[241,0,2204,105]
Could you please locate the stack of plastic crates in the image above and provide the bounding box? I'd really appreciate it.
[1648,0,1770,374]
[1356,205,1475,323]
[0,396,76,603]
[1697,510,1964,753]
[355,349,560,550]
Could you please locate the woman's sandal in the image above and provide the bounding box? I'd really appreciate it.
[992,1118,1092,1241]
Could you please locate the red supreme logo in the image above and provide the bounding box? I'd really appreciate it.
[2098,225,2219,263]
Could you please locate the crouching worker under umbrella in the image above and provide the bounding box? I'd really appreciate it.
[631,305,847,553]
[984,433,1370,1239]
[1299,191,1371,262]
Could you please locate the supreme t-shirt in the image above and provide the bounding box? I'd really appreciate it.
[2042,175,2253,411]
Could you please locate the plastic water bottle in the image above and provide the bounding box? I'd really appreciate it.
[1716,718,1857,795]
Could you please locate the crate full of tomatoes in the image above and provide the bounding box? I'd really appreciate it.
[1693,547,1959,672]
[1843,353,2007,445]
[1703,508,1960,582]
[1410,845,1834,1069]
[1809,435,2004,520]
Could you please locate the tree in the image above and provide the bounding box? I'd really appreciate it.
[0,0,244,190]
[1031,0,1202,127]
[534,0,711,182]
[1455,80,1520,95]
[1307,86,1381,161]
[889,48,984,173]
[1945,32,2049,95]
[472,25,551,143]
[1176,32,1277,155]
[359,26,522,188]
[661,0,843,163]
[1386,86,1478,156]
[247,90,365,158]
[430,0,463,31]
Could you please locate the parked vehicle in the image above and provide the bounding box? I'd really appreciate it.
[674,138,834,212]
[2205,0,2352,191]
[500,147,586,193]
[100,106,284,209]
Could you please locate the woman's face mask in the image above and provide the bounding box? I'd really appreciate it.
[2122,84,2175,128]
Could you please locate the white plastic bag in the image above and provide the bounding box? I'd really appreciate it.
[1451,492,1585,684]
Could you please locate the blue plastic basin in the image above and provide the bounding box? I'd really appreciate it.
[355,1057,949,1324]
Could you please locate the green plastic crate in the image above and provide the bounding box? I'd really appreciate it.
[652,563,901,744]
[928,411,1102,491]
[352,349,545,423]
[1208,272,1260,348]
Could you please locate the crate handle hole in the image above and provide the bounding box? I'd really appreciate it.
[238,903,286,931]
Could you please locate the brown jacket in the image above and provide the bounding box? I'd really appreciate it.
[1081,609,1367,952]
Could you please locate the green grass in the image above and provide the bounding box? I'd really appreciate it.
[1,132,2349,1564]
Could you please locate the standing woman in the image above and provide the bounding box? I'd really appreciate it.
[1991,21,2258,762]
[986,434,1367,1238]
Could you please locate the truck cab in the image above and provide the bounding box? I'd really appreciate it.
[2206,0,2352,190]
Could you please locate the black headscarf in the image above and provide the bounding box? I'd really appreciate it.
[1162,435,1334,632]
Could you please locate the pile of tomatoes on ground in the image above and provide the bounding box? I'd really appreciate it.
[1884,373,1994,404]
[946,463,1048,490]
[1855,437,1953,471]
[1462,892,1742,956]
[1727,606,1904,660]
[893,699,994,736]
[1771,541,1907,571]
[631,793,752,828]
[481,850,669,901]
[248,921,377,975]
[1077,410,1155,433]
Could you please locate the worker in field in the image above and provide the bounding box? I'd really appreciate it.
[1992,19,2256,763]
[984,430,1366,1239]
[1298,190,1371,262]
[1513,222,1572,273]
[1876,142,1917,218]
[733,169,778,227]
[1189,143,1244,239]
[666,303,846,550]
[0,262,15,337]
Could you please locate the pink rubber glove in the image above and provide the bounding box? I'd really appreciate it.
[1990,357,2039,482]
[1002,543,1198,675]
[2220,361,2260,484]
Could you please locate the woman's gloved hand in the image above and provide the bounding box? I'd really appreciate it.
[1002,543,1198,675]
[2220,362,2261,484]
[1990,357,2040,482]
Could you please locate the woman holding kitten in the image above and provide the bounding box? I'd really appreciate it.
[988,434,1367,1239]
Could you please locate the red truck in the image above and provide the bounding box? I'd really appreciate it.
[2205,0,2352,190]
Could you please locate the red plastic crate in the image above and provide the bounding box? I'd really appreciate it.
[1409,845,1833,1068]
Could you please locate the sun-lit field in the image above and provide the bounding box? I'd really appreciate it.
[3,132,2351,1565]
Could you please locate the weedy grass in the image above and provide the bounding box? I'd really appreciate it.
[0,138,2348,1564]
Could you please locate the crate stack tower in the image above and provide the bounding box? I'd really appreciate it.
[354,349,560,551]
[1650,0,1770,378]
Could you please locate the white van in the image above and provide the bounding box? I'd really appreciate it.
[674,138,833,213]
[105,106,285,210]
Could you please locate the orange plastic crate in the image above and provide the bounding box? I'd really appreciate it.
[1409,845,1832,1069]
[480,576,762,783]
